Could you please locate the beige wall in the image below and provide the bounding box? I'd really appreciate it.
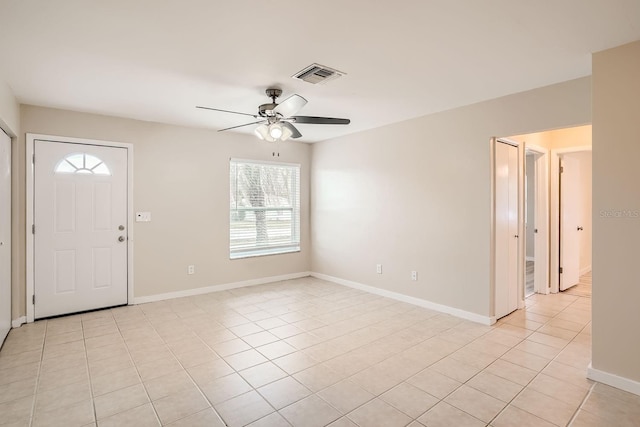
[14,106,312,318]
[0,79,19,137]
[592,41,640,383]
[311,77,591,318]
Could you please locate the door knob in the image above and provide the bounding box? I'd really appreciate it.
[118,236,125,242]
[534,229,538,233]
[577,226,584,231]
[118,225,125,231]
[514,235,519,238]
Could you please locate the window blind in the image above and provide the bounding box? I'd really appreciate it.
[229,159,301,259]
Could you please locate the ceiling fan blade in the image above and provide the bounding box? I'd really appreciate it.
[281,122,302,139]
[196,106,258,118]
[218,120,266,132]
[273,94,307,117]
[291,116,350,125]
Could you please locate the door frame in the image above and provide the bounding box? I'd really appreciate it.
[524,144,550,295]
[490,137,525,322]
[26,134,134,323]
[550,145,591,293]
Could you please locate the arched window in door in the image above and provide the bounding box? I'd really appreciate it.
[54,153,111,175]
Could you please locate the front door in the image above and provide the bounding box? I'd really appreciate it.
[34,140,128,318]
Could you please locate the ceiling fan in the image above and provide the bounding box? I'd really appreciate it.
[196,88,350,142]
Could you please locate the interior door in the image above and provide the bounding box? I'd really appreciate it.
[34,140,128,318]
[495,141,519,319]
[0,130,11,344]
[534,153,548,293]
[560,156,581,291]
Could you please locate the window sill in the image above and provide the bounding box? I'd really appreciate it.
[230,247,300,260]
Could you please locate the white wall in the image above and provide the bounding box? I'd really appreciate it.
[311,77,591,319]
[14,105,311,317]
[592,40,640,387]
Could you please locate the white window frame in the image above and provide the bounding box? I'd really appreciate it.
[229,158,301,259]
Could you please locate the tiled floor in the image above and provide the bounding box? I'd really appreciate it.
[1,276,639,427]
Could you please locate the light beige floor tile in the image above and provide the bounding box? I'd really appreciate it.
[214,390,274,427]
[512,388,576,426]
[0,349,42,370]
[92,366,141,397]
[445,384,505,423]
[0,377,36,404]
[515,340,561,360]
[94,383,150,420]
[431,357,481,382]
[257,376,311,409]
[581,387,640,426]
[317,379,374,414]
[417,401,485,427]
[570,409,612,427]
[0,395,35,425]
[466,371,523,402]
[229,323,264,337]
[152,386,210,424]
[347,398,412,427]
[44,330,84,346]
[38,364,89,391]
[34,379,91,414]
[484,359,537,386]
[210,338,251,357]
[32,399,94,427]
[256,318,289,330]
[240,362,288,388]
[293,364,345,392]
[187,358,234,386]
[492,404,556,427]
[166,408,225,427]
[243,331,280,348]
[97,403,160,427]
[380,382,439,418]
[407,369,462,399]
[40,351,87,374]
[500,348,550,372]
[88,354,134,378]
[270,324,305,340]
[136,356,183,382]
[245,411,291,427]
[85,333,123,351]
[174,348,219,368]
[225,349,269,371]
[541,361,593,390]
[257,341,298,359]
[199,373,253,404]
[273,352,319,374]
[528,373,589,406]
[280,394,341,427]
[144,370,195,401]
[327,417,359,427]
[0,362,40,386]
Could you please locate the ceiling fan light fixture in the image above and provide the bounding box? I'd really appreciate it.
[254,124,275,142]
[268,123,283,139]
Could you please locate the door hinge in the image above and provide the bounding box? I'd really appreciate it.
[32,295,35,305]
[32,154,35,164]
[560,166,564,173]
[32,224,35,234]
[559,267,563,274]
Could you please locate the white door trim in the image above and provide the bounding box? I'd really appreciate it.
[550,145,591,294]
[26,133,134,323]
[525,144,550,295]
[491,137,525,319]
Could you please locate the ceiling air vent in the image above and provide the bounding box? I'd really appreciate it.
[292,63,345,85]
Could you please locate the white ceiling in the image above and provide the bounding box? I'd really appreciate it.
[1,1,639,142]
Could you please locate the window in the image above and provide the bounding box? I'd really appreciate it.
[55,153,111,175]
[230,159,300,259]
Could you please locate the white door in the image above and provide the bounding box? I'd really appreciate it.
[0,130,11,343]
[34,140,128,318]
[495,141,519,319]
[534,153,548,293]
[560,156,581,291]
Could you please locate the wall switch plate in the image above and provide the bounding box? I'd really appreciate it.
[188,265,195,275]
[136,212,151,222]
[376,264,382,274]
[411,271,418,281]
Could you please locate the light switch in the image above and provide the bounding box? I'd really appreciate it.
[136,212,151,222]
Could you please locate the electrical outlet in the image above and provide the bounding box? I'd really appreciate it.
[411,271,418,281]
[376,264,382,274]
[188,265,195,275]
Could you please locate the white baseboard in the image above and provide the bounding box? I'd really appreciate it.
[580,265,592,276]
[310,272,495,326]
[132,271,311,305]
[588,363,640,396]
[12,316,26,328]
